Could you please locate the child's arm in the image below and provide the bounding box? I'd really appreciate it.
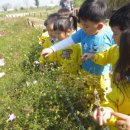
[82,51,110,66]
[41,36,74,58]
[82,53,95,60]
[82,45,118,66]
[41,29,82,58]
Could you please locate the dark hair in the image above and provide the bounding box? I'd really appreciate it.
[58,8,71,17]
[109,2,130,31]
[53,15,77,32]
[114,29,130,82]
[78,0,107,23]
[44,13,59,27]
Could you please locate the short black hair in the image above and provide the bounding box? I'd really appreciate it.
[109,2,130,31]
[78,0,107,22]
[114,29,130,82]
[44,13,59,27]
[53,15,77,32]
[58,8,71,17]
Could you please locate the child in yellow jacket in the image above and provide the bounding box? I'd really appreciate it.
[93,30,130,130]
[41,1,115,107]
[38,13,59,64]
[82,3,130,130]
[39,11,82,74]
[82,44,119,71]
[53,15,82,74]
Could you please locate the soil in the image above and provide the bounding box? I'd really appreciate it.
[0,31,7,36]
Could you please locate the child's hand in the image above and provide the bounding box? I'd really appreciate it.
[93,107,113,126]
[112,112,130,130]
[41,48,54,58]
[82,53,95,60]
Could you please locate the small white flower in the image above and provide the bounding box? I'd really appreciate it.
[34,61,39,65]
[0,59,5,66]
[26,81,30,86]
[39,42,42,45]
[7,113,16,122]
[33,80,37,84]
[0,72,5,78]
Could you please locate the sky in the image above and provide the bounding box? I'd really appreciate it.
[0,0,60,9]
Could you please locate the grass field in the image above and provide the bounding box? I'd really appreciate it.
[1,7,59,14]
[0,16,104,129]
[0,7,59,20]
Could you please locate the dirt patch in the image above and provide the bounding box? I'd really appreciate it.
[0,31,7,36]
[27,17,45,28]
[0,54,3,59]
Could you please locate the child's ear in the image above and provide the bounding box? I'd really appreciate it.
[97,23,103,30]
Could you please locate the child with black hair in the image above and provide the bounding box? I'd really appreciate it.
[39,13,59,46]
[93,29,130,130]
[39,13,59,64]
[42,0,114,99]
[58,8,81,31]
[60,0,73,12]
[81,2,130,130]
[53,15,82,74]
[39,9,81,74]
[58,8,72,17]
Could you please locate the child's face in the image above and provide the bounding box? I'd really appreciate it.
[111,26,122,45]
[55,30,71,40]
[79,19,103,35]
[46,24,56,38]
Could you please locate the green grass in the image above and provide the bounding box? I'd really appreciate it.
[1,7,59,16]
[0,18,104,130]
[0,7,59,21]
[0,18,41,129]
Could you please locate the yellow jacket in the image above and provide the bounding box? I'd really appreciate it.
[93,45,130,130]
[39,32,82,74]
[93,45,119,67]
[56,43,82,74]
[39,32,58,64]
[102,82,130,130]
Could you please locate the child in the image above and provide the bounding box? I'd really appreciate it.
[93,29,130,130]
[39,13,59,64]
[60,0,73,12]
[82,2,130,72]
[84,3,130,130]
[53,14,81,74]
[42,0,114,98]
[39,9,73,65]
[58,8,72,17]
